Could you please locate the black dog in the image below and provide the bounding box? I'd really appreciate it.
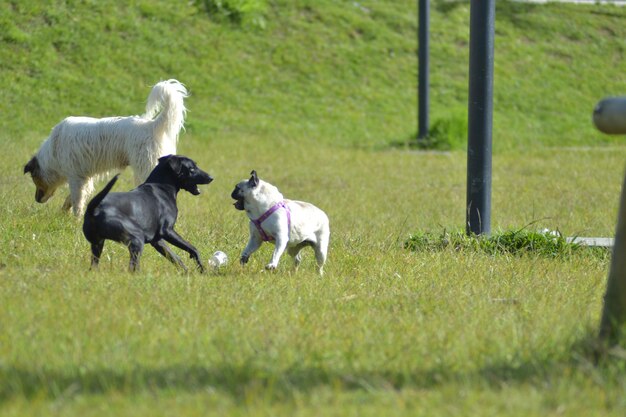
[82,154,213,272]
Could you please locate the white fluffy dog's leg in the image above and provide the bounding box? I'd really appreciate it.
[133,171,145,187]
[132,156,158,186]
[68,177,94,216]
[61,195,72,212]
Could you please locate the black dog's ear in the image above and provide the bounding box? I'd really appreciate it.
[159,155,182,175]
[24,157,38,174]
[249,170,259,188]
[158,154,173,164]
[165,155,183,176]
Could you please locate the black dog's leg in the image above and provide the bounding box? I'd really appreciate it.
[151,240,189,272]
[163,230,205,273]
[128,239,144,272]
[90,240,105,270]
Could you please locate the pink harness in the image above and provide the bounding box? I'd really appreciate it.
[252,201,291,242]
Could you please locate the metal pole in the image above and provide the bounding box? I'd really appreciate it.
[418,0,429,140]
[466,0,495,236]
[594,97,626,346]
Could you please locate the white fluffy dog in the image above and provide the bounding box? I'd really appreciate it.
[24,79,188,216]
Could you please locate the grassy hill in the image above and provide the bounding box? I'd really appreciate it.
[3,1,626,416]
[1,0,625,152]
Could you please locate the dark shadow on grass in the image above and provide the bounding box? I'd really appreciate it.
[0,363,514,402]
[2,335,623,403]
[589,9,626,20]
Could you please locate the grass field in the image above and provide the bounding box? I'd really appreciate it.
[2,0,626,415]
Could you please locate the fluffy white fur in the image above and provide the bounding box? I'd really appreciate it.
[24,79,188,216]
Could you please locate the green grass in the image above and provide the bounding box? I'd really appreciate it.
[2,0,626,415]
[405,228,611,259]
[3,143,626,416]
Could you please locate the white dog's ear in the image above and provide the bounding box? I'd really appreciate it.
[249,170,259,187]
[24,157,38,174]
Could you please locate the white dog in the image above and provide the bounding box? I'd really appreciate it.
[231,170,330,275]
[24,79,188,216]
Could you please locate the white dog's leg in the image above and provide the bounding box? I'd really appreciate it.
[314,229,330,276]
[133,158,157,186]
[61,194,73,212]
[266,235,288,271]
[288,246,303,271]
[133,172,144,187]
[69,177,94,216]
[241,229,263,265]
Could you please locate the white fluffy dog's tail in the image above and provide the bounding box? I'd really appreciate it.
[144,79,188,144]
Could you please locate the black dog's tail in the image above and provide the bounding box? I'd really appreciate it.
[86,174,119,216]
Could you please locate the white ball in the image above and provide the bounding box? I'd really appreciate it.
[209,251,228,268]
